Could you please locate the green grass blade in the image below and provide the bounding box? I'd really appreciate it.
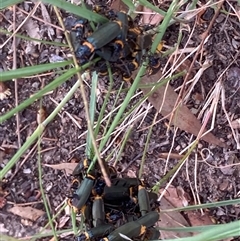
[37,142,58,240]
[87,71,98,157]
[151,0,179,53]
[0,234,21,241]
[0,0,24,9]
[162,198,240,213]
[161,220,240,241]
[0,61,72,81]
[41,0,108,23]
[138,0,168,17]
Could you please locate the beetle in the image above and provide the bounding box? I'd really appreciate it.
[138,185,150,216]
[72,158,91,178]
[100,211,159,241]
[94,12,129,62]
[69,157,119,212]
[144,227,160,240]
[75,21,122,64]
[70,173,96,210]
[92,195,105,227]
[148,55,161,75]
[71,19,89,41]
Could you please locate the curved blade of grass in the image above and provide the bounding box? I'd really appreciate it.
[0,67,77,123]
[0,234,22,241]
[162,198,240,213]
[159,224,220,233]
[86,71,98,158]
[152,141,197,193]
[94,64,114,139]
[122,0,135,10]
[23,229,73,240]
[151,0,179,54]
[159,220,240,241]
[0,74,83,180]
[0,61,72,81]
[0,28,67,47]
[37,141,57,241]
[0,0,24,9]
[99,81,125,159]
[41,0,108,23]
[138,0,168,17]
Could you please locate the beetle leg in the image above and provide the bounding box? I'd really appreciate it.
[145,227,160,240]
[76,224,114,241]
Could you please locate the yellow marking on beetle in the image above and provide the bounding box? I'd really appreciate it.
[72,23,84,30]
[153,39,165,53]
[83,159,89,168]
[155,40,165,53]
[67,198,72,207]
[83,41,94,52]
[72,178,80,186]
[115,40,124,48]
[94,195,102,200]
[81,204,87,213]
[123,75,132,82]
[130,60,139,70]
[114,20,123,29]
[87,174,96,180]
[129,27,142,36]
[68,198,80,213]
[153,60,161,69]
[140,225,147,235]
[99,70,108,76]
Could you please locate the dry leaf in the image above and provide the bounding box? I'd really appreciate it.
[40,3,55,39]
[126,169,137,178]
[169,53,195,80]
[21,218,33,226]
[160,185,189,208]
[143,7,163,26]
[187,211,214,228]
[0,196,7,209]
[49,236,56,241]
[110,0,128,12]
[158,196,192,239]
[0,223,8,233]
[9,206,45,221]
[0,81,11,100]
[231,118,240,129]
[139,72,226,147]
[44,162,78,175]
[23,19,41,46]
[58,215,70,229]
[37,107,47,124]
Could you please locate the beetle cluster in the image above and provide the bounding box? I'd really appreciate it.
[68,158,160,241]
[68,5,161,81]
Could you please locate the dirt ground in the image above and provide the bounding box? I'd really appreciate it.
[0,1,240,240]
